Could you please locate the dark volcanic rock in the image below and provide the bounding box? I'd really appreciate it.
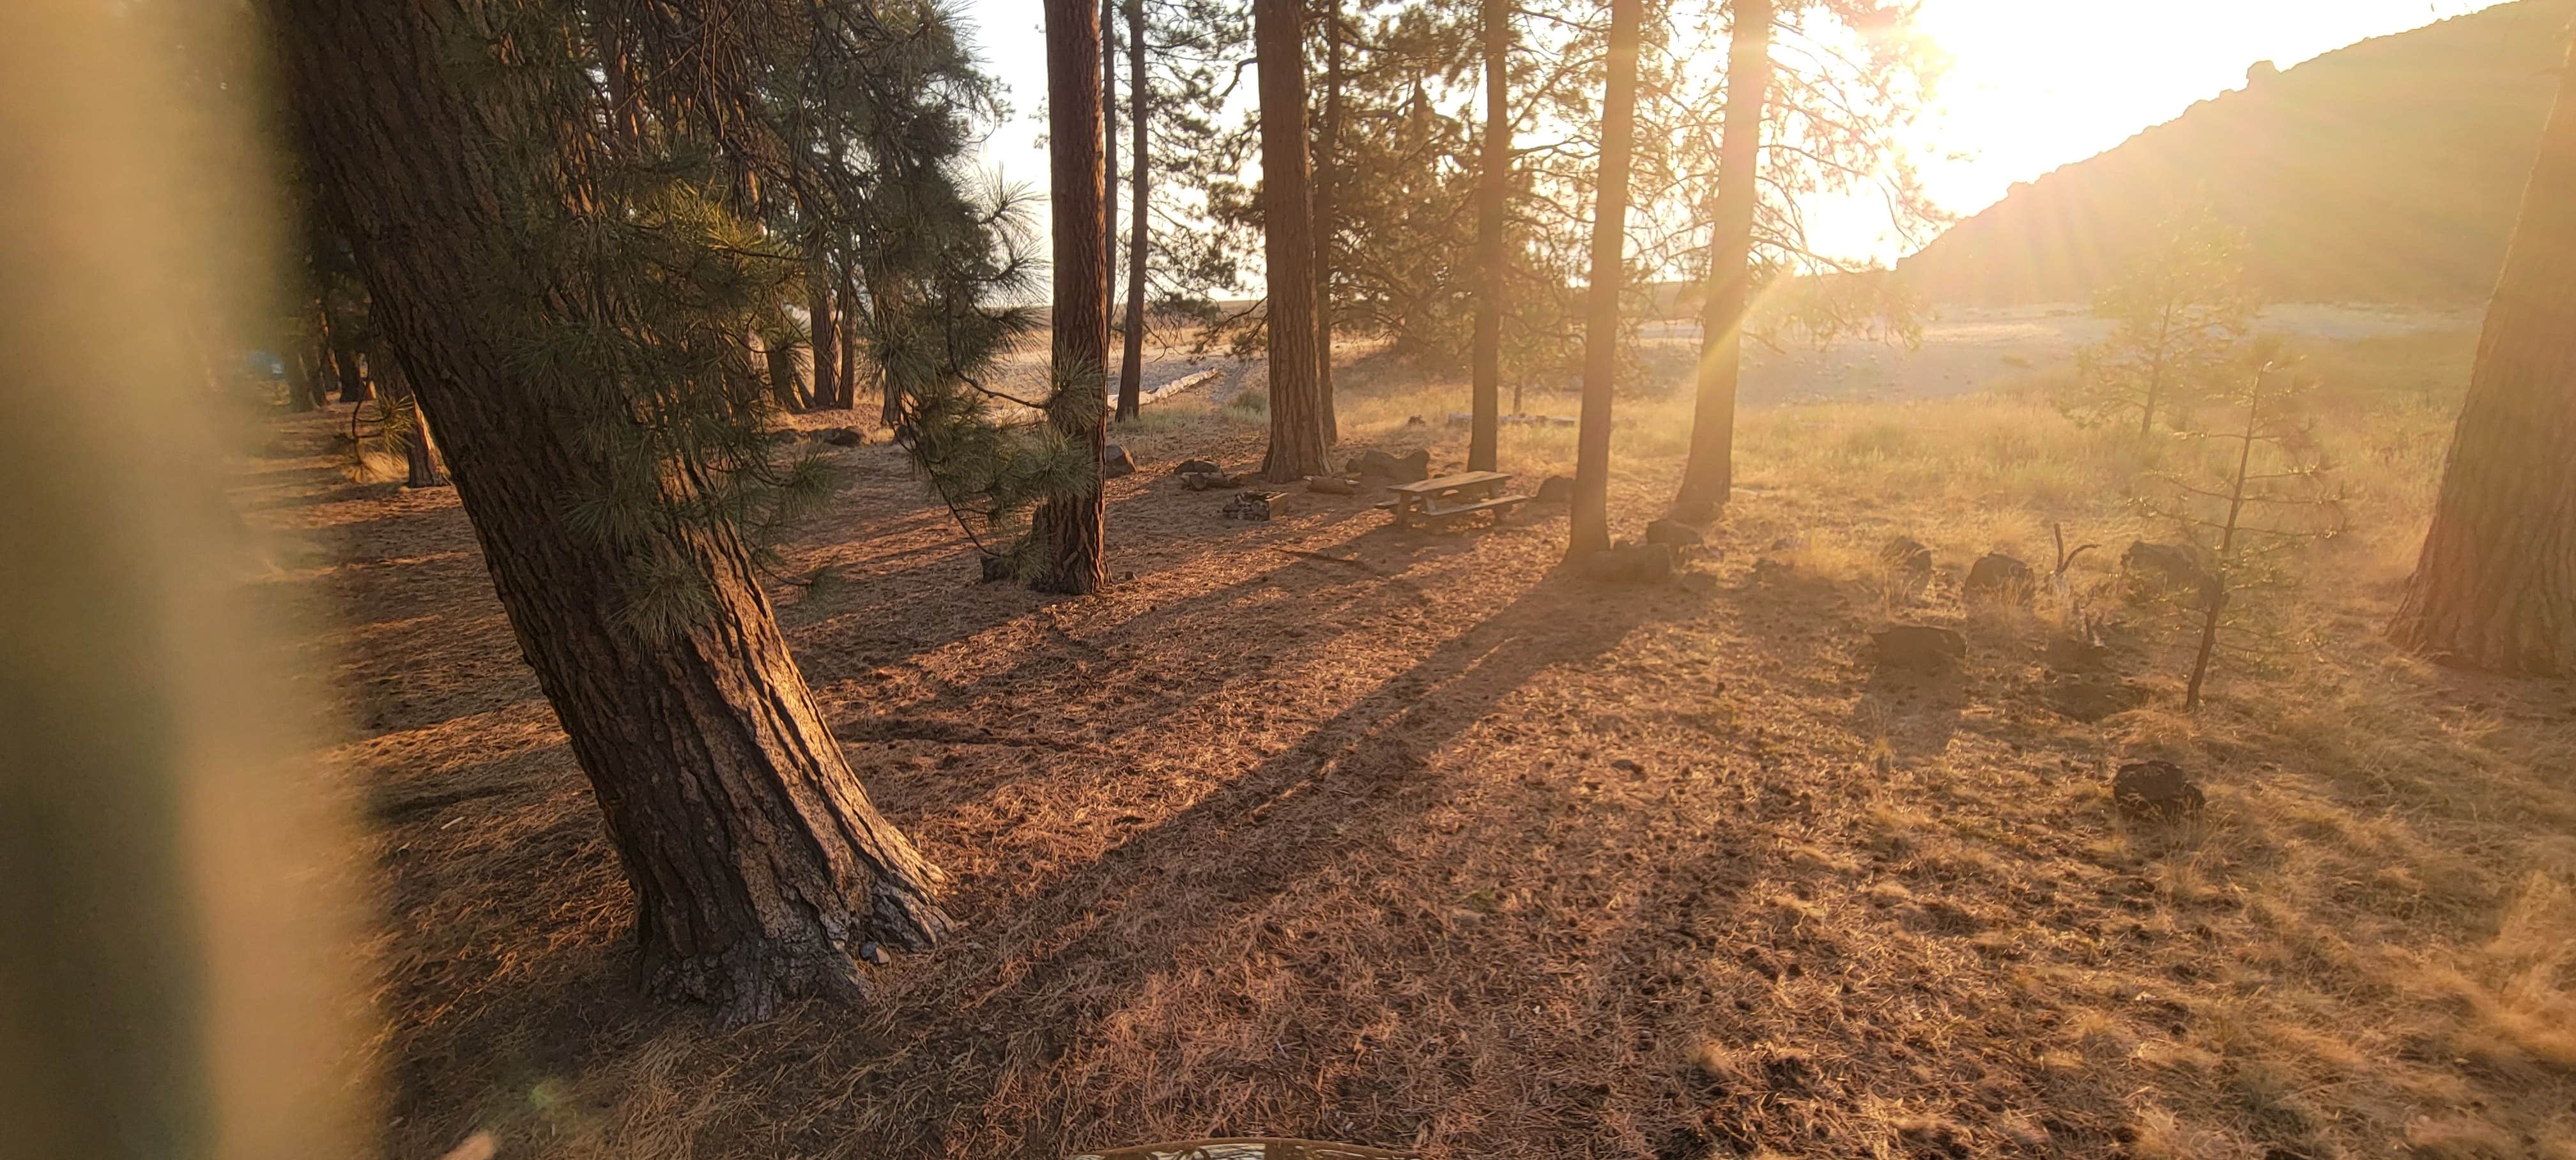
[1964,552,2035,604]
[1174,458,1223,476]
[1103,444,1137,478]
[1351,448,1432,483]
[1880,536,1935,596]
[1535,475,1575,504]
[2112,760,2205,821]
[2122,540,2218,600]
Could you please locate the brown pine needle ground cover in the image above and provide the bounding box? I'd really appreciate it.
[243,325,2574,1160]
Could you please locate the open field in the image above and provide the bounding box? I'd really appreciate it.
[247,319,2575,1159]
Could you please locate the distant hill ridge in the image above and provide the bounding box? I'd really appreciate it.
[1897,0,2576,305]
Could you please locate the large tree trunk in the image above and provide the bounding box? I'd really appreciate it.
[281,330,319,412]
[2391,40,2576,675]
[1103,0,1120,325]
[1114,0,1148,421]
[1673,0,1770,514]
[1254,0,1331,482]
[272,0,950,1025]
[1035,0,1110,594]
[1313,0,1344,445]
[808,254,837,414]
[378,360,448,489]
[1467,0,1510,473]
[321,298,371,403]
[1568,0,1642,557]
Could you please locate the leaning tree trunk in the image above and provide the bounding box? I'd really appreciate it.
[272,0,949,1025]
[1673,0,1770,515]
[1034,0,1110,594]
[378,360,448,489]
[281,332,318,412]
[1466,0,1510,473]
[1568,0,1642,558]
[1114,0,1148,421]
[1254,0,1331,482]
[2391,38,2576,675]
[1312,0,1344,445]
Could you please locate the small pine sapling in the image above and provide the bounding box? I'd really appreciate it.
[2066,202,2260,438]
[2137,337,2347,709]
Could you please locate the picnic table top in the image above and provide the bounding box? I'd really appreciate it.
[1386,470,1509,495]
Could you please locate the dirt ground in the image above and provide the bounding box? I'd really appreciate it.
[245,340,2573,1159]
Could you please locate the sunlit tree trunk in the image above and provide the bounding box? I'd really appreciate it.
[1103,0,1119,324]
[1036,0,1110,593]
[321,298,371,402]
[1115,0,1148,421]
[1673,0,1771,514]
[273,0,950,1025]
[1467,0,1510,472]
[1314,0,1344,445]
[1569,0,1641,556]
[2391,41,2576,675]
[1255,0,1331,482]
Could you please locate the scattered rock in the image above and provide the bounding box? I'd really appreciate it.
[1102,444,1137,478]
[1535,475,1575,504]
[2044,672,2147,722]
[1610,758,1645,774]
[2112,760,2205,820]
[1405,415,1427,426]
[2122,540,2218,600]
[1223,491,1279,521]
[1880,536,1934,595]
[1350,448,1431,483]
[857,941,891,966]
[1644,519,1706,549]
[1584,542,1676,583]
[1174,457,1223,476]
[1872,623,1966,672]
[1963,552,2035,604]
[979,554,1014,583]
[1179,470,1245,491]
[816,426,865,447]
[1305,475,1358,495]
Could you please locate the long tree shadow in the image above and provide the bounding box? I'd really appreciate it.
[792,563,1701,1156]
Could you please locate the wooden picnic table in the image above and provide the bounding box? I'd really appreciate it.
[1382,469,1530,530]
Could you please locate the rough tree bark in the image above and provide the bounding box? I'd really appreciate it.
[2390,39,2576,675]
[281,332,319,412]
[272,0,951,1025]
[806,254,836,414]
[1673,0,1770,515]
[1114,0,1148,420]
[321,298,371,403]
[1255,0,1332,482]
[1313,0,1344,445]
[1103,0,1119,324]
[1035,0,1110,593]
[378,359,448,489]
[1467,0,1510,473]
[1568,0,1642,557]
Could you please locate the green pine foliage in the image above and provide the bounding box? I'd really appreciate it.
[392,0,1082,630]
[2066,202,2262,436]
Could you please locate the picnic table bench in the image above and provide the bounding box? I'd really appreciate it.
[1378,469,1529,530]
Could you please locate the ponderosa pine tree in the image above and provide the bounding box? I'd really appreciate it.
[1036,0,1112,593]
[1671,0,1770,514]
[1313,0,1346,445]
[1466,0,1510,472]
[1569,0,1643,557]
[1115,0,1150,420]
[2064,202,2259,437]
[1255,0,1333,480]
[2391,38,2576,674]
[270,0,1061,1024]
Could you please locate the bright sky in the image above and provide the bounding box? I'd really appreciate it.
[958,0,2499,265]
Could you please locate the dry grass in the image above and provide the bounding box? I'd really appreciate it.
[239,321,2576,1159]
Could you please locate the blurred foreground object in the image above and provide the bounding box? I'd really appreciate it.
[0,2,364,1159]
[1075,1138,1422,1159]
